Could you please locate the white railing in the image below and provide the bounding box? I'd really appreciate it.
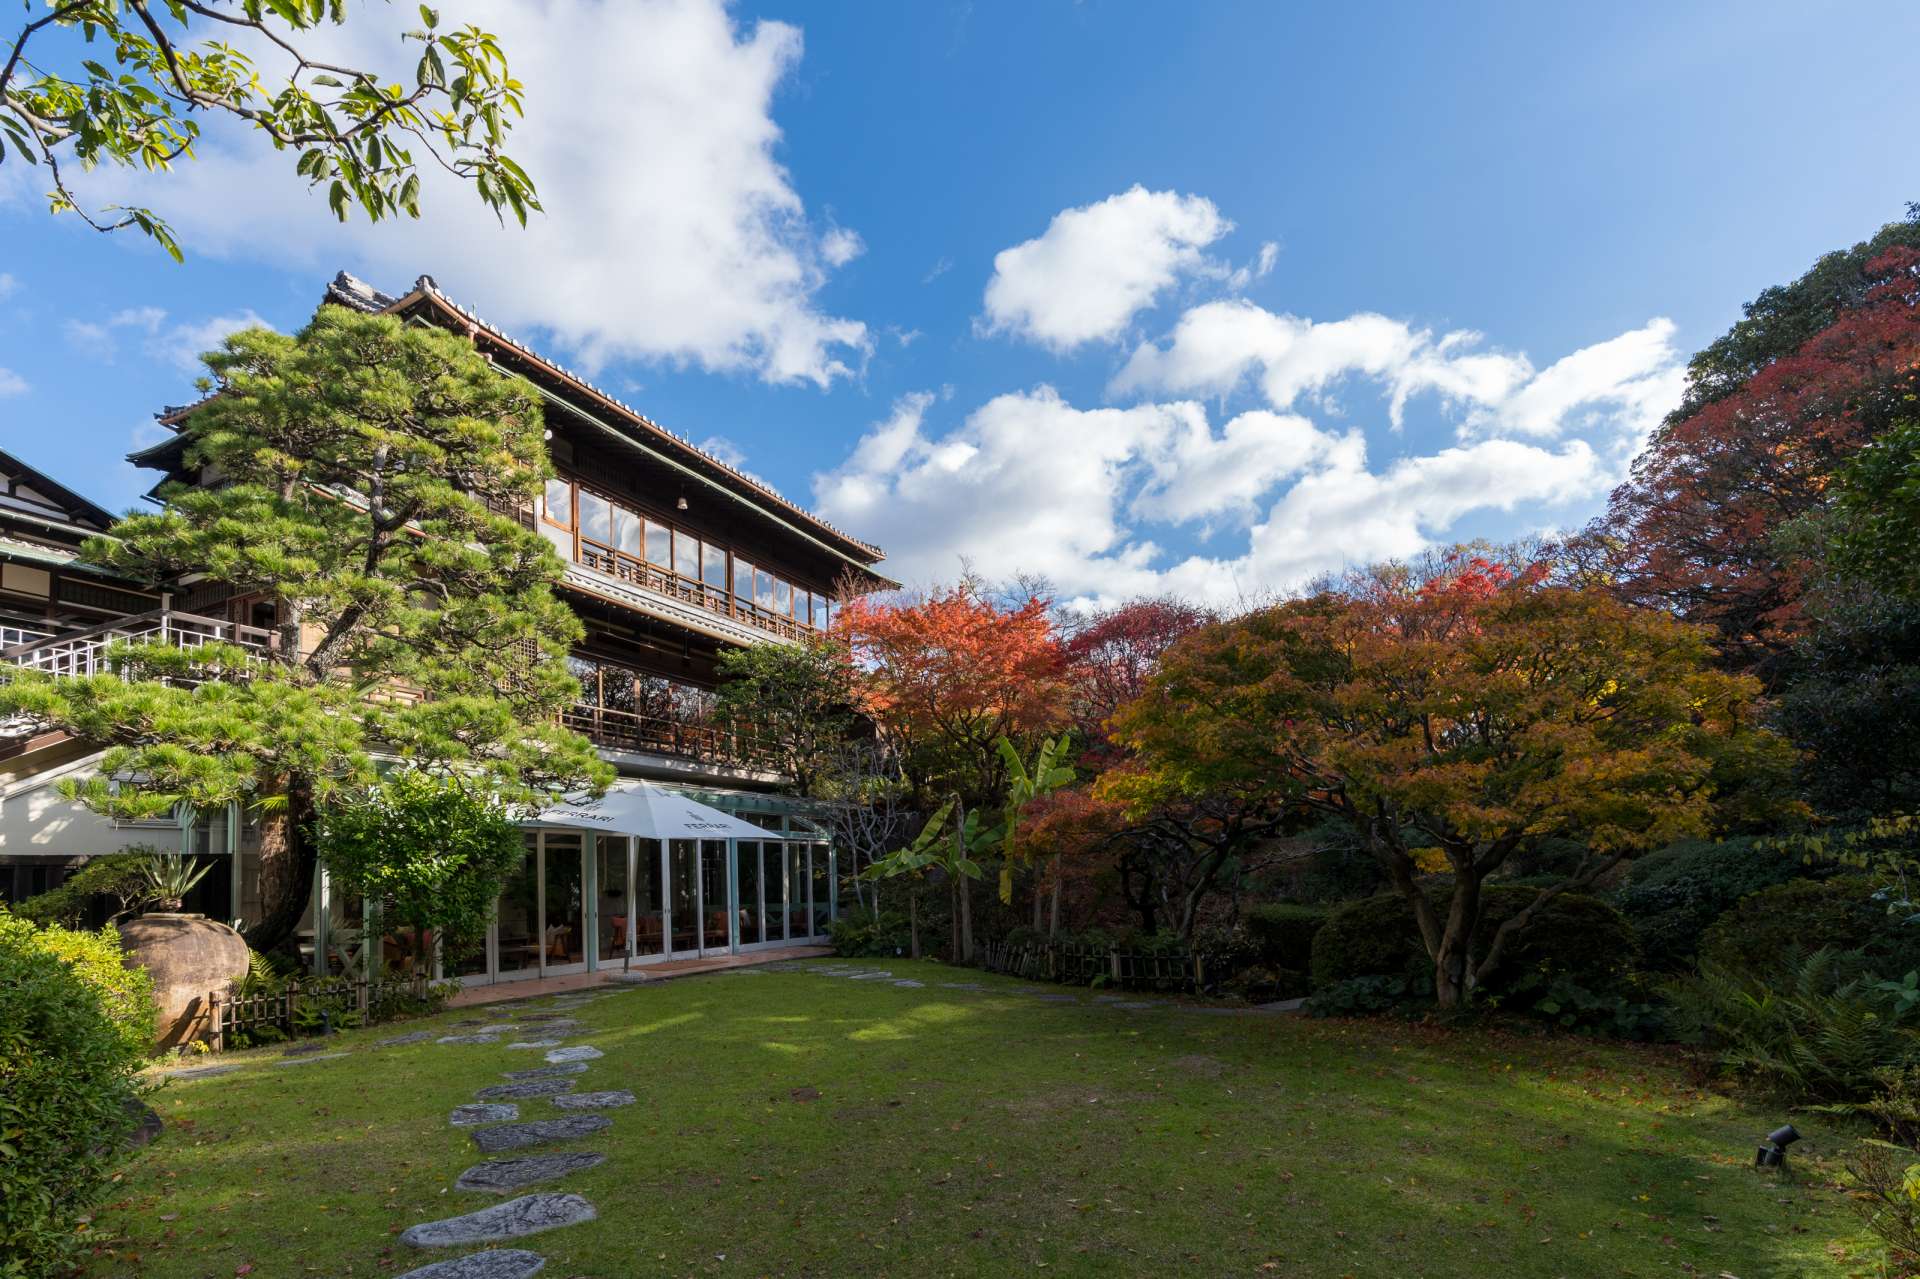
[0,610,276,680]
[0,624,52,650]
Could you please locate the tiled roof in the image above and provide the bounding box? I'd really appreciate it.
[326,272,886,564]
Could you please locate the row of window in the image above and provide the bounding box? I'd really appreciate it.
[541,479,833,630]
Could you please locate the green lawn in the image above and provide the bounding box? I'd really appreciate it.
[89,959,1874,1278]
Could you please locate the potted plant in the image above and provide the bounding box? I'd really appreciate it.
[116,852,252,1052]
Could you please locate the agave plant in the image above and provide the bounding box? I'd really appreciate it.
[134,852,214,912]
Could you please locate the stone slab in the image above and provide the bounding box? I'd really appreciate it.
[439,1034,503,1045]
[395,1248,547,1279]
[892,980,925,988]
[469,1115,611,1154]
[477,1078,577,1101]
[543,1046,602,1064]
[1112,1001,1158,1010]
[505,1039,564,1050]
[374,1031,436,1048]
[502,1063,589,1081]
[451,1103,520,1127]
[272,1052,348,1066]
[549,1090,634,1110]
[455,1152,607,1194]
[938,982,985,991]
[398,1193,596,1248]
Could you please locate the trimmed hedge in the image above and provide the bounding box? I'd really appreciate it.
[1242,904,1328,972]
[1311,885,1639,994]
[1699,876,1920,981]
[1613,838,1814,970]
[0,910,150,1275]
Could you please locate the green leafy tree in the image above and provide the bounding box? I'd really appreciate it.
[1,1,538,259]
[318,769,523,962]
[994,733,1075,926]
[713,635,856,797]
[0,307,610,953]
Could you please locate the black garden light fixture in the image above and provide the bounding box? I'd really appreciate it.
[1754,1124,1800,1168]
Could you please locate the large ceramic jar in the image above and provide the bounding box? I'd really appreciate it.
[118,913,251,1051]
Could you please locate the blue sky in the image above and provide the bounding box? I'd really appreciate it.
[1,0,1915,604]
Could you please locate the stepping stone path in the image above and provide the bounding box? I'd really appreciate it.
[395,1249,547,1279]
[455,1153,607,1194]
[544,1045,602,1064]
[273,1051,348,1066]
[502,1063,589,1081]
[438,1034,502,1045]
[451,1103,519,1127]
[398,1193,596,1248]
[375,1030,436,1048]
[892,979,925,988]
[505,1039,564,1050]
[476,1078,577,1101]
[470,1115,611,1154]
[549,1090,634,1110]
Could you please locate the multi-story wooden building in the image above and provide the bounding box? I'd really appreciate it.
[0,272,892,984]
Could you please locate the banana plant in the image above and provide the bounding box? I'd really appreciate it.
[862,799,958,959]
[995,733,1076,906]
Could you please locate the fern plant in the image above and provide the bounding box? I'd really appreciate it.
[1668,949,1920,1102]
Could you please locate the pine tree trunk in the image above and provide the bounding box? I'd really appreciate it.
[246,782,317,957]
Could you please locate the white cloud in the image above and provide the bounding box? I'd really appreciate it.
[816,297,1683,607]
[981,187,1232,351]
[62,306,270,372]
[46,0,868,388]
[0,273,17,301]
[0,368,26,396]
[1112,299,1677,441]
[154,311,273,374]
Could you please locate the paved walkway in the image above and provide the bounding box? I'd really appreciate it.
[444,945,833,1009]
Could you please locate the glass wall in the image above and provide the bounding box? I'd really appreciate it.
[763,842,787,942]
[634,838,664,957]
[595,835,629,965]
[701,840,730,950]
[542,833,586,970]
[736,840,763,945]
[785,844,808,940]
[497,837,540,979]
[668,839,698,954]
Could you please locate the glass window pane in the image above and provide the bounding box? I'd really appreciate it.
[615,507,641,555]
[542,832,584,969]
[819,596,833,631]
[734,558,755,601]
[811,846,830,933]
[497,837,540,976]
[737,840,762,945]
[543,479,572,527]
[702,841,729,950]
[765,843,787,941]
[674,531,700,580]
[774,579,791,614]
[579,490,611,545]
[702,544,727,589]
[645,520,671,567]
[634,838,664,957]
[754,569,774,609]
[596,835,629,965]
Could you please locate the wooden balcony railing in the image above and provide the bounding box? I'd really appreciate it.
[574,545,810,644]
[561,701,787,773]
[0,609,276,679]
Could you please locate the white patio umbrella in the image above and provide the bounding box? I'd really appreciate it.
[526,781,784,840]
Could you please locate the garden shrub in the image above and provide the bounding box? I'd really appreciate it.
[1613,837,1814,970]
[1242,903,1327,972]
[1698,876,1920,982]
[1311,886,1639,997]
[830,906,913,957]
[0,910,155,1058]
[0,910,149,1275]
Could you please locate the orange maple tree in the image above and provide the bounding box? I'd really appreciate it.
[836,582,1068,807]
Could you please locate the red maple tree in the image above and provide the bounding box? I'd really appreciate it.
[1599,246,1920,672]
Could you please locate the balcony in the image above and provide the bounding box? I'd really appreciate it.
[562,554,807,649]
[0,609,276,679]
[561,701,785,775]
